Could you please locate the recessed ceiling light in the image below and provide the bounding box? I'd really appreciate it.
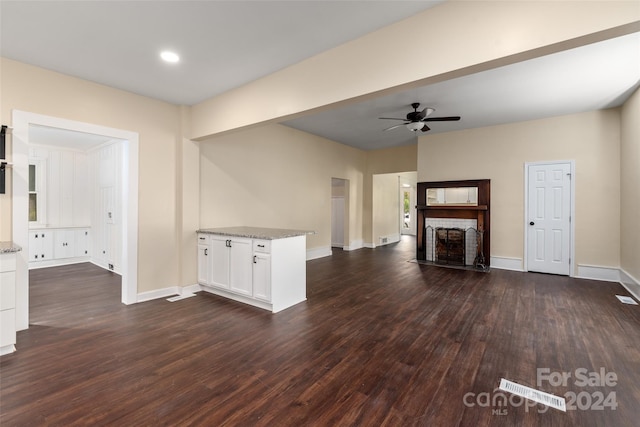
[160,51,180,63]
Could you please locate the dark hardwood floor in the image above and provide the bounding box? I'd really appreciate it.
[1,236,639,426]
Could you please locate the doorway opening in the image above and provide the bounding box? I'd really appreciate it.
[11,110,139,332]
[331,178,348,250]
[400,176,416,236]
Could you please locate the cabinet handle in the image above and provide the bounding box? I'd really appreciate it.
[204,248,208,256]
[258,244,264,248]
[35,254,38,259]
[35,234,38,239]
[199,237,205,241]
[226,239,232,247]
[253,255,257,264]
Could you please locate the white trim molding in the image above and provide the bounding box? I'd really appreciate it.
[344,239,364,251]
[620,268,640,301]
[307,246,332,261]
[12,110,139,331]
[575,264,621,282]
[490,256,524,272]
[137,286,180,303]
[137,283,202,303]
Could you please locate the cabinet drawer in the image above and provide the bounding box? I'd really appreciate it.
[253,240,271,253]
[197,234,210,245]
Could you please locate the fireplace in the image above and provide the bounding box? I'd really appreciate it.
[416,179,491,271]
[435,227,465,265]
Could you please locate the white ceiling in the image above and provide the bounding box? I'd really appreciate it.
[1,1,639,151]
[0,0,442,105]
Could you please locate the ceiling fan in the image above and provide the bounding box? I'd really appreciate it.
[379,102,461,132]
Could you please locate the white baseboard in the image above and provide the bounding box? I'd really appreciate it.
[306,246,332,261]
[136,286,180,303]
[620,268,640,301]
[576,264,621,282]
[28,257,91,270]
[490,256,523,271]
[377,234,400,247]
[90,259,122,275]
[344,239,363,251]
[363,242,376,249]
[182,283,203,295]
[137,283,203,303]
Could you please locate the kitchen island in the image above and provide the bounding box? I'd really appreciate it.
[1,241,22,356]
[197,227,312,313]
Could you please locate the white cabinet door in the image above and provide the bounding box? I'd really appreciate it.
[252,253,271,302]
[54,229,75,259]
[229,238,253,296]
[210,236,231,289]
[197,245,211,285]
[29,230,53,262]
[75,228,90,257]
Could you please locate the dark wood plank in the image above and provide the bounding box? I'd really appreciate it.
[1,239,639,426]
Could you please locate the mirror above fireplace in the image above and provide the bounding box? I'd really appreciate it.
[426,187,478,206]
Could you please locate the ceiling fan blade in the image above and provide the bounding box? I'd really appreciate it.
[417,107,435,120]
[423,116,461,122]
[379,117,407,121]
[383,123,407,131]
[420,124,431,132]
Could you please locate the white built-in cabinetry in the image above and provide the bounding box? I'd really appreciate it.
[197,227,308,313]
[28,141,123,272]
[29,227,90,267]
[0,247,19,356]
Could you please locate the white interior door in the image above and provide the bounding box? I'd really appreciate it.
[526,162,572,275]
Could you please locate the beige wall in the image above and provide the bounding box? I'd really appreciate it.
[620,87,640,281]
[372,174,400,244]
[418,109,622,273]
[191,1,639,139]
[199,124,366,251]
[0,58,194,292]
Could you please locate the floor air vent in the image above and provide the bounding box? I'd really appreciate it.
[499,378,566,412]
[615,295,638,305]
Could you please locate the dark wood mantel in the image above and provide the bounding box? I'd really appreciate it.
[416,179,490,267]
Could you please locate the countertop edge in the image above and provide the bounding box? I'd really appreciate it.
[0,241,23,254]
[197,227,315,240]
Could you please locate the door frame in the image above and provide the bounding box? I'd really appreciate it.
[523,160,576,276]
[12,110,139,331]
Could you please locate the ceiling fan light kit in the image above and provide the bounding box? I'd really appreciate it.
[379,102,460,133]
[406,122,425,131]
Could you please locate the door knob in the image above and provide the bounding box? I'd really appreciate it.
[529,221,535,226]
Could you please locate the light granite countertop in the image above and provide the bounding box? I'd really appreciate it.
[197,226,314,240]
[0,241,22,254]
